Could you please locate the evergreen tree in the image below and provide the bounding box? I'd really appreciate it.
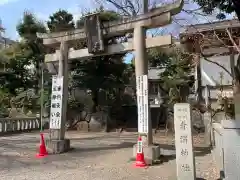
[72,8,128,112]
[47,10,75,32]
[194,0,240,20]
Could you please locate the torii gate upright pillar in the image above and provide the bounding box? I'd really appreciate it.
[132,0,159,164]
[45,41,71,154]
[139,0,153,146]
[132,26,160,165]
[134,26,153,145]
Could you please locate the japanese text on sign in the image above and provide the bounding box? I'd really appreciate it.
[174,103,196,179]
[50,75,63,129]
[137,140,143,153]
[136,75,148,134]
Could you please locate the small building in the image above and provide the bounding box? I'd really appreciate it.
[0,22,14,50]
[0,36,14,50]
[124,67,166,105]
[0,24,15,74]
[148,67,165,106]
[0,36,15,74]
[179,19,240,106]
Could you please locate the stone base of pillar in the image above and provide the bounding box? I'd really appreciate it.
[46,139,70,154]
[133,144,160,165]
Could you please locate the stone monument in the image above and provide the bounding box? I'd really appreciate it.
[174,103,196,180]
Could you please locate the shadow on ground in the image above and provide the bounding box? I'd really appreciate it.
[0,132,213,174]
[70,141,135,153]
[0,138,135,171]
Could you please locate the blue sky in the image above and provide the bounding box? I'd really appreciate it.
[0,0,234,40]
[0,0,99,39]
[0,0,135,62]
[0,0,234,63]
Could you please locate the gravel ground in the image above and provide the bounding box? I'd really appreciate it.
[0,131,220,180]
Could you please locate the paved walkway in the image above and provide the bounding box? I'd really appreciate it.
[0,131,219,180]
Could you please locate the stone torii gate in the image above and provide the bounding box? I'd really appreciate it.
[37,0,183,161]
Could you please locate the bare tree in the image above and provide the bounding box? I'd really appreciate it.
[94,0,141,16]
[95,0,238,81]
[94,0,178,17]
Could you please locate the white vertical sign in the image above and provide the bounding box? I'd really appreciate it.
[136,75,148,133]
[50,75,63,129]
[174,103,196,180]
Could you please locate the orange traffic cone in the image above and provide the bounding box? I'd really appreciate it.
[134,136,147,168]
[36,133,48,158]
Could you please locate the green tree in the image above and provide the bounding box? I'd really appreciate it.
[72,8,128,112]
[193,0,240,20]
[0,43,33,95]
[0,42,36,116]
[16,11,46,93]
[0,12,48,116]
[158,49,194,103]
[17,12,46,40]
[47,10,75,32]
[0,89,10,117]
[76,7,120,28]
[139,47,194,103]
[147,48,171,68]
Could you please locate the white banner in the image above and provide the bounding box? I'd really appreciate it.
[136,75,148,133]
[50,75,63,129]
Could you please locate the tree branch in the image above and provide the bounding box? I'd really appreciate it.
[125,0,137,16]
[201,53,233,77]
[95,0,141,16]
[97,0,132,16]
[226,28,240,53]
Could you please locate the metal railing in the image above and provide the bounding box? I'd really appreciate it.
[0,117,40,135]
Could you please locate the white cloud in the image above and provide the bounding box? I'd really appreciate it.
[0,0,19,6]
